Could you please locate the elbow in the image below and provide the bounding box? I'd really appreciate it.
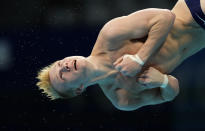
[168,10,176,25]
[165,93,178,102]
[172,76,180,97]
[160,9,176,26]
[166,9,176,19]
[166,10,176,23]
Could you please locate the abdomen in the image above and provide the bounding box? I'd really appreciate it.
[146,33,183,73]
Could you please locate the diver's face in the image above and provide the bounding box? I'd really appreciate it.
[49,56,88,96]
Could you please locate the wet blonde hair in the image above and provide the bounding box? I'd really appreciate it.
[36,62,63,100]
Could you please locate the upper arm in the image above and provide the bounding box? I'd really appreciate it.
[137,88,165,106]
[100,86,138,111]
[112,88,165,111]
[101,8,175,43]
[100,86,167,111]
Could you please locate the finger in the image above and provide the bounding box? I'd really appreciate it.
[140,71,149,77]
[113,57,123,66]
[148,67,153,70]
[137,78,146,84]
[113,56,123,66]
[138,74,147,78]
[115,65,122,71]
[148,67,156,71]
[138,71,148,78]
[142,70,149,74]
[121,70,128,76]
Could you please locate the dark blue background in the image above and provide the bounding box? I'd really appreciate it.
[0,0,205,131]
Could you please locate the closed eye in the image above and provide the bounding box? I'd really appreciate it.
[58,66,71,81]
[65,66,71,71]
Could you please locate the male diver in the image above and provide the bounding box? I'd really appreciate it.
[37,0,205,111]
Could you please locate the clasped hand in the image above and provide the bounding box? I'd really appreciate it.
[113,54,142,77]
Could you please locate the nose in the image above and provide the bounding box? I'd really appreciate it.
[62,61,68,67]
[62,61,72,71]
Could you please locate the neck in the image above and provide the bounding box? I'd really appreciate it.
[83,55,117,88]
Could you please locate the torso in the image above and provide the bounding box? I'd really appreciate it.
[90,0,205,104]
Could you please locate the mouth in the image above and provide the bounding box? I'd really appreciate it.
[74,60,77,70]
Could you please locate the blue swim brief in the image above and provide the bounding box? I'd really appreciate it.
[185,0,205,30]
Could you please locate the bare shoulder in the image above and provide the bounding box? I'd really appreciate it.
[99,83,119,106]
[99,85,134,110]
[99,83,134,108]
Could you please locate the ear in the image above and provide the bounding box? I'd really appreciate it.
[75,84,85,95]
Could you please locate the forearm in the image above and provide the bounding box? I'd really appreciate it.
[136,11,175,63]
[137,67,180,104]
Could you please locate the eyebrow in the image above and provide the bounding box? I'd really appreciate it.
[54,63,63,81]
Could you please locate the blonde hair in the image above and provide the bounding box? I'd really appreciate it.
[36,62,63,100]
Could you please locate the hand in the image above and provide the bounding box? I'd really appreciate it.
[137,67,164,88]
[113,54,143,77]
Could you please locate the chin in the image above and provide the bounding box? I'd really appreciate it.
[78,58,88,68]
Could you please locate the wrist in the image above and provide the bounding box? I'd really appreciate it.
[160,74,169,88]
[133,54,144,66]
